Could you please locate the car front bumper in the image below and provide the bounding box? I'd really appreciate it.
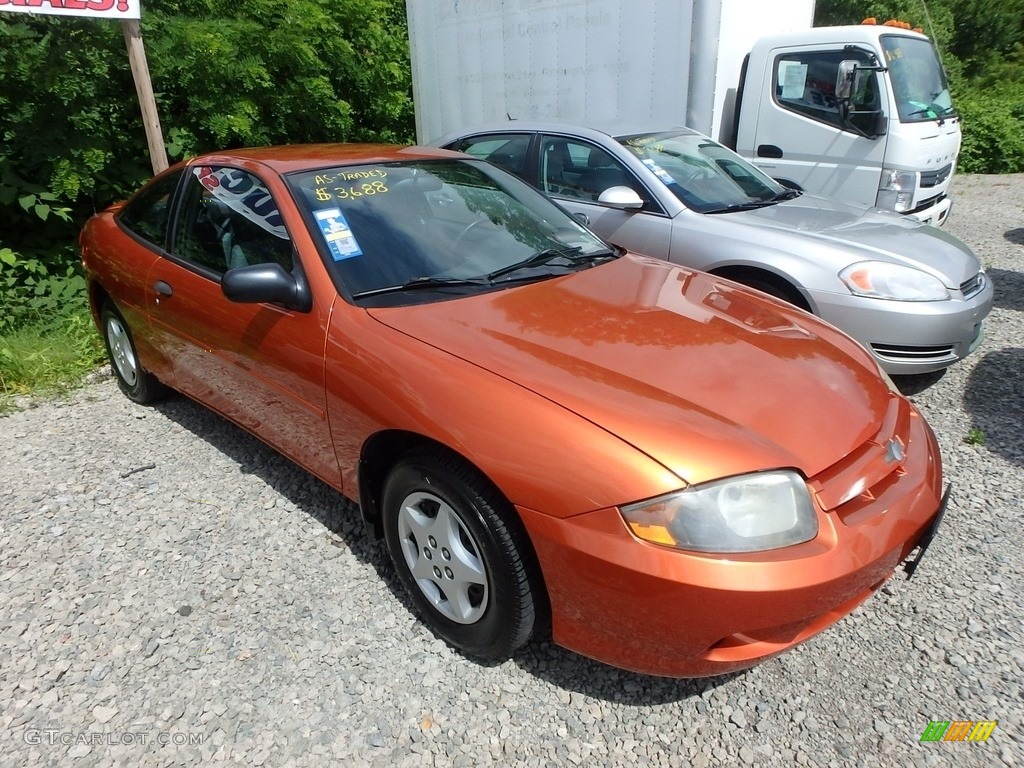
[809,277,993,375]
[517,407,944,678]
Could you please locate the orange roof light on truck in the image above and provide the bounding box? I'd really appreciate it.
[862,17,924,33]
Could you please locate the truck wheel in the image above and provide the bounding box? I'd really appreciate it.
[382,448,537,660]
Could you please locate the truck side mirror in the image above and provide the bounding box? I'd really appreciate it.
[835,60,859,100]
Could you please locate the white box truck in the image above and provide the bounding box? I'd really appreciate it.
[406,0,960,225]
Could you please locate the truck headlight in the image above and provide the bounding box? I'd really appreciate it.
[621,471,818,553]
[876,168,917,212]
[840,261,949,301]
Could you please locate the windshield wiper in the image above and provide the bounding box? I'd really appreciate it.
[771,188,802,202]
[704,199,779,214]
[352,275,490,299]
[485,246,587,281]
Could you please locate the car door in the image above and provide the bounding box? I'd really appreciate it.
[97,171,184,384]
[146,163,340,485]
[535,135,675,260]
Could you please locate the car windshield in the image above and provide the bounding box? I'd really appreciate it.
[287,158,612,304]
[881,35,956,122]
[618,131,788,213]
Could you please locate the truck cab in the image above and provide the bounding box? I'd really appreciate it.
[735,24,960,226]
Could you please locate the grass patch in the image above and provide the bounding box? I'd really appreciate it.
[964,427,986,446]
[0,303,106,413]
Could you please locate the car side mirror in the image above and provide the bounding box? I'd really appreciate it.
[598,186,644,210]
[221,262,312,312]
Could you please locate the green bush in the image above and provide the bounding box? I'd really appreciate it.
[957,93,1024,174]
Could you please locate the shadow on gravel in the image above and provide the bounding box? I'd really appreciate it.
[511,643,742,704]
[962,348,1024,466]
[150,395,745,699]
[1005,228,1024,246]
[893,369,946,396]
[152,395,390,570]
[985,267,1024,312]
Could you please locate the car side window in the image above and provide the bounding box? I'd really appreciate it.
[451,134,531,178]
[172,166,293,276]
[774,50,879,132]
[118,170,184,247]
[540,136,652,207]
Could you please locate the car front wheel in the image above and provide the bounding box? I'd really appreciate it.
[382,448,538,660]
[101,302,166,404]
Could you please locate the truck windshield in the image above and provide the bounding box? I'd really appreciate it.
[881,34,956,122]
[619,131,787,213]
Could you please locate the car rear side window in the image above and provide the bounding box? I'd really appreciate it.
[118,170,183,247]
[450,134,532,178]
[172,166,293,276]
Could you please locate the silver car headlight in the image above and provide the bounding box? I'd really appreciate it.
[620,471,818,553]
[840,261,950,301]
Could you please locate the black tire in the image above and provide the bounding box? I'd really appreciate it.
[740,276,810,312]
[382,448,537,660]
[100,302,167,404]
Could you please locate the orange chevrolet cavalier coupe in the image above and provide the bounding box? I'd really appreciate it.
[80,145,948,677]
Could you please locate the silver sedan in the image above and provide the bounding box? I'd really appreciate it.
[433,120,993,375]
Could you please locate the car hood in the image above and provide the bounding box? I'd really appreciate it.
[369,255,893,486]
[730,194,981,287]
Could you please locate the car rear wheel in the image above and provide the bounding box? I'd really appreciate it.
[382,448,537,660]
[101,302,166,404]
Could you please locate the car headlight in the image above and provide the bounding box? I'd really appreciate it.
[876,168,916,212]
[620,470,818,553]
[839,261,949,301]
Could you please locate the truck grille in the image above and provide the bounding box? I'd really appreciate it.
[920,164,952,188]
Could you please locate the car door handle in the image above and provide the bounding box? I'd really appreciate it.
[154,281,173,297]
[757,144,784,159]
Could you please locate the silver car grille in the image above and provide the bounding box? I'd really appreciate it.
[870,343,957,364]
[960,272,985,298]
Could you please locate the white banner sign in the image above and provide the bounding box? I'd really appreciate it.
[0,0,140,20]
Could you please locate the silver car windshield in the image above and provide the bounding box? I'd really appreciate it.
[287,158,613,304]
[881,34,956,122]
[619,132,788,213]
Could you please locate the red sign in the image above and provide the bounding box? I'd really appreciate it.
[0,0,140,20]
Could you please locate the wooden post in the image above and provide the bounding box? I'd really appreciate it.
[121,19,168,175]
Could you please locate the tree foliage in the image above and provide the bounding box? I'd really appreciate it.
[0,0,414,313]
[815,0,1024,173]
[2,0,1022,332]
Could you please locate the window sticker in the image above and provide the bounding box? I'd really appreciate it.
[311,168,389,203]
[193,166,287,238]
[642,158,677,186]
[779,61,808,99]
[314,208,363,261]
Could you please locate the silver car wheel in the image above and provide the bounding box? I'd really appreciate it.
[106,315,138,388]
[396,490,489,624]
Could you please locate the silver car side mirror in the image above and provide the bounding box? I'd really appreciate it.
[598,186,644,210]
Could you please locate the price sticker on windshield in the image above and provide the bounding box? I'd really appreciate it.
[314,208,363,261]
[642,158,677,186]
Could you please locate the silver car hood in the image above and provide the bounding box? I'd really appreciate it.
[731,194,981,288]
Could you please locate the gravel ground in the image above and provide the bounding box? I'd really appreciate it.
[2,174,1022,768]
